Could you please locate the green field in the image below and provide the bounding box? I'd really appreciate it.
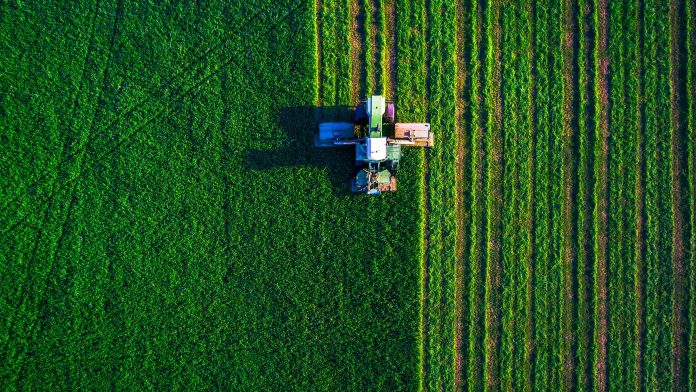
[1,0,695,390]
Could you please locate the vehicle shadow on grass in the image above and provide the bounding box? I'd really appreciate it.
[245,106,358,196]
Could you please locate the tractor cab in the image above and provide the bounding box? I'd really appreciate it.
[315,94,433,195]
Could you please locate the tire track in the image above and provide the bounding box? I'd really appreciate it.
[1,2,300,225]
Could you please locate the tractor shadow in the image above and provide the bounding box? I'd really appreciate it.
[244,106,358,196]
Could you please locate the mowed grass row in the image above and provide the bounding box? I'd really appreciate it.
[499,2,522,389]
[688,0,696,389]
[607,0,638,387]
[533,0,565,388]
[464,0,488,390]
[643,0,674,389]
[423,0,458,388]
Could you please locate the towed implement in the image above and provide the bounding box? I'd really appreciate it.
[315,95,433,195]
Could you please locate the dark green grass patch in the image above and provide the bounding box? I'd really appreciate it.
[1,1,420,389]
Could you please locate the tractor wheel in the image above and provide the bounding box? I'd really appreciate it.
[354,104,367,125]
[384,103,396,124]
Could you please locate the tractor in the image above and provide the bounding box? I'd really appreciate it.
[314,95,433,195]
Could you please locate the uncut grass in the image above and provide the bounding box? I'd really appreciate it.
[394,1,427,389]
[1,1,421,389]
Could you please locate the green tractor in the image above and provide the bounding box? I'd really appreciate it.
[315,95,433,195]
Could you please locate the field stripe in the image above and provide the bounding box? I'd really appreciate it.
[315,0,323,105]
[393,0,428,387]
[643,0,674,388]
[592,0,610,389]
[522,2,536,389]
[500,2,521,389]
[349,0,363,99]
[687,0,696,389]
[384,0,396,98]
[466,0,488,389]
[483,1,503,389]
[633,0,648,388]
[575,0,598,387]
[668,0,690,387]
[424,0,458,387]
[453,0,471,389]
[548,0,565,387]
[561,0,580,388]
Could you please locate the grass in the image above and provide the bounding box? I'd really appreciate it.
[1,1,420,389]
[2,0,694,390]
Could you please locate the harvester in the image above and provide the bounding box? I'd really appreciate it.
[314,95,433,195]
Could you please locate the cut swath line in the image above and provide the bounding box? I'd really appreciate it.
[420,3,430,389]
[349,0,363,100]
[316,0,323,106]
[452,0,468,388]
[592,0,610,389]
[384,0,396,98]
[668,0,690,387]
[527,0,539,388]
[634,0,647,386]
[561,0,579,389]
[484,1,503,389]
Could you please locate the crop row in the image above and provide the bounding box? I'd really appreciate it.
[688,0,696,390]
[463,0,487,390]
[643,0,674,389]
[499,2,523,390]
[422,0,459,388]
[606,0,639,388]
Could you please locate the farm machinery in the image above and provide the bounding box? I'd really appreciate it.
[314,95,433,195]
